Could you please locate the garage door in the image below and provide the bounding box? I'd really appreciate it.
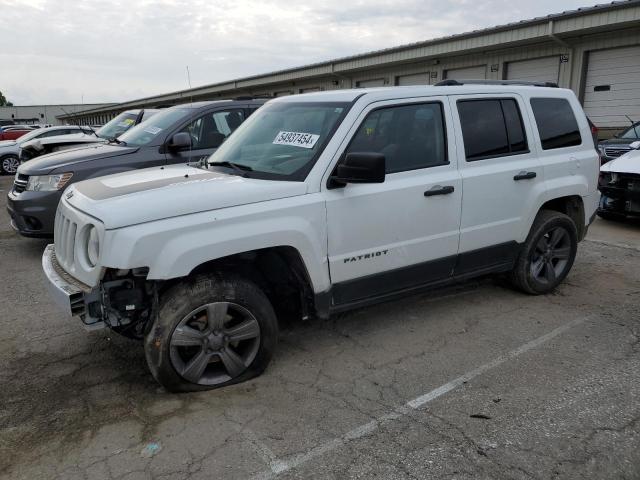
[583,45,640,128]
[444,65,486,80]
[396,72,430,86]
[506,56,560,83]
[356,79,386,88]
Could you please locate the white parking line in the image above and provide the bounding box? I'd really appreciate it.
[251,315,589,479]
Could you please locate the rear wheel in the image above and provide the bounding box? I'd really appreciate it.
[0,155,19,175]
[144,273,278,392]
[510,210,578,295]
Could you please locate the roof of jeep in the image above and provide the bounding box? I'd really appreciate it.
[271,85,574,103]
[169,99,269,110]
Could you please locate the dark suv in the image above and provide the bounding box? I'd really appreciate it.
[598,121,640,163]
[7,99,267,237]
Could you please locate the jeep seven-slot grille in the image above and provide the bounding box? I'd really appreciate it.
[604,146,631,159]
[13,174,28,193]
[54,209,78,273]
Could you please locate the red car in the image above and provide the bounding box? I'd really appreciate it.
[0,126,35,141]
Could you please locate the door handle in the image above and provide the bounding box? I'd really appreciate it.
[513,171,537,181]
[424,185,455,197]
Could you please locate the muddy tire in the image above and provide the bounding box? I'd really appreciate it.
[510,210,578,295]
[144,273,278,392]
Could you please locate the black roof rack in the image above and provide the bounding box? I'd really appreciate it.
[435,79,559,88]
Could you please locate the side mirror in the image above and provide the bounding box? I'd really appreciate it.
[630,140,640,150]
[331,152,385,186]
[168,132,191,150]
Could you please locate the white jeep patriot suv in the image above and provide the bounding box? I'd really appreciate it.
[43,82,600,392]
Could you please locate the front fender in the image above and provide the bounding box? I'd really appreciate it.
[100,194,330,293]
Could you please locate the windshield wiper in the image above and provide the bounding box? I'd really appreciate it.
[208,161,253,177]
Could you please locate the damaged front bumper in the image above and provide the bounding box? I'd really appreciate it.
[42,244,105,329]
[598,172,640,217]
[599,187,640,217]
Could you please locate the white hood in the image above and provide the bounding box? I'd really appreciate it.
[601,148,640,175]
[67,164,308,229]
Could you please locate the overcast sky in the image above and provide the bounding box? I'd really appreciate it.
[1,0,594,105]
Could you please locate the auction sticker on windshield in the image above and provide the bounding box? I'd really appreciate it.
[273,131,320,149]
[144,126,162,135]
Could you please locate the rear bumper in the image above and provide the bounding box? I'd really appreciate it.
[42,244,88,316]
[584,192,600,223]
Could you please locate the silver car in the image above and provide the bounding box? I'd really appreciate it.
[0,126,91,174]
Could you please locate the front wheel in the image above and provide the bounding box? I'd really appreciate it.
[144,273,278,392]
[510,210,578,295]
[1,155,20,175]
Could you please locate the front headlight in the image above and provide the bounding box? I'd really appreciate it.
[26,173,73,191]
[86,225,100,267]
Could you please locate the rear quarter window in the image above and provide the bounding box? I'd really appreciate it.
[530,98,582,150]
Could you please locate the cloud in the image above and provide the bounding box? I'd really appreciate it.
[0,0,592,105]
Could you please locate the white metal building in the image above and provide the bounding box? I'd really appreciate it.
[1,104,113,126]
[60,1,640,135]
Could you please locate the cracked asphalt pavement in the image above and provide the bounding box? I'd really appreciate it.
[0,175,639,479]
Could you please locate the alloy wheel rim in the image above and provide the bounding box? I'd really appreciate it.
[169,302,261,385]
[2,157,19,174]
[530,226,571,284]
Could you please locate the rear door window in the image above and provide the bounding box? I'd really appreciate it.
[530,98,582,150]
[179,109,245,150]
[457,98,528,161]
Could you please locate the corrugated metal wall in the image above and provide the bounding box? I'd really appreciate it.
[64,6,640,131]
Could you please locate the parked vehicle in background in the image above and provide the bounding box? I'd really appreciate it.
[8,99,266,237]
[0,125,92,174]
[40,84,599,392]
[0,126,33,141]
[19,109,159,162]
[598,120,640,164]
[598,140,640,220]
[587,118,599,147]
[4,125,37,131]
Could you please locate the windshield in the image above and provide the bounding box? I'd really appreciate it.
[118,108,191,146]
[619,123,640,139]
[96,112,138,139]
[207,102,349,180]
